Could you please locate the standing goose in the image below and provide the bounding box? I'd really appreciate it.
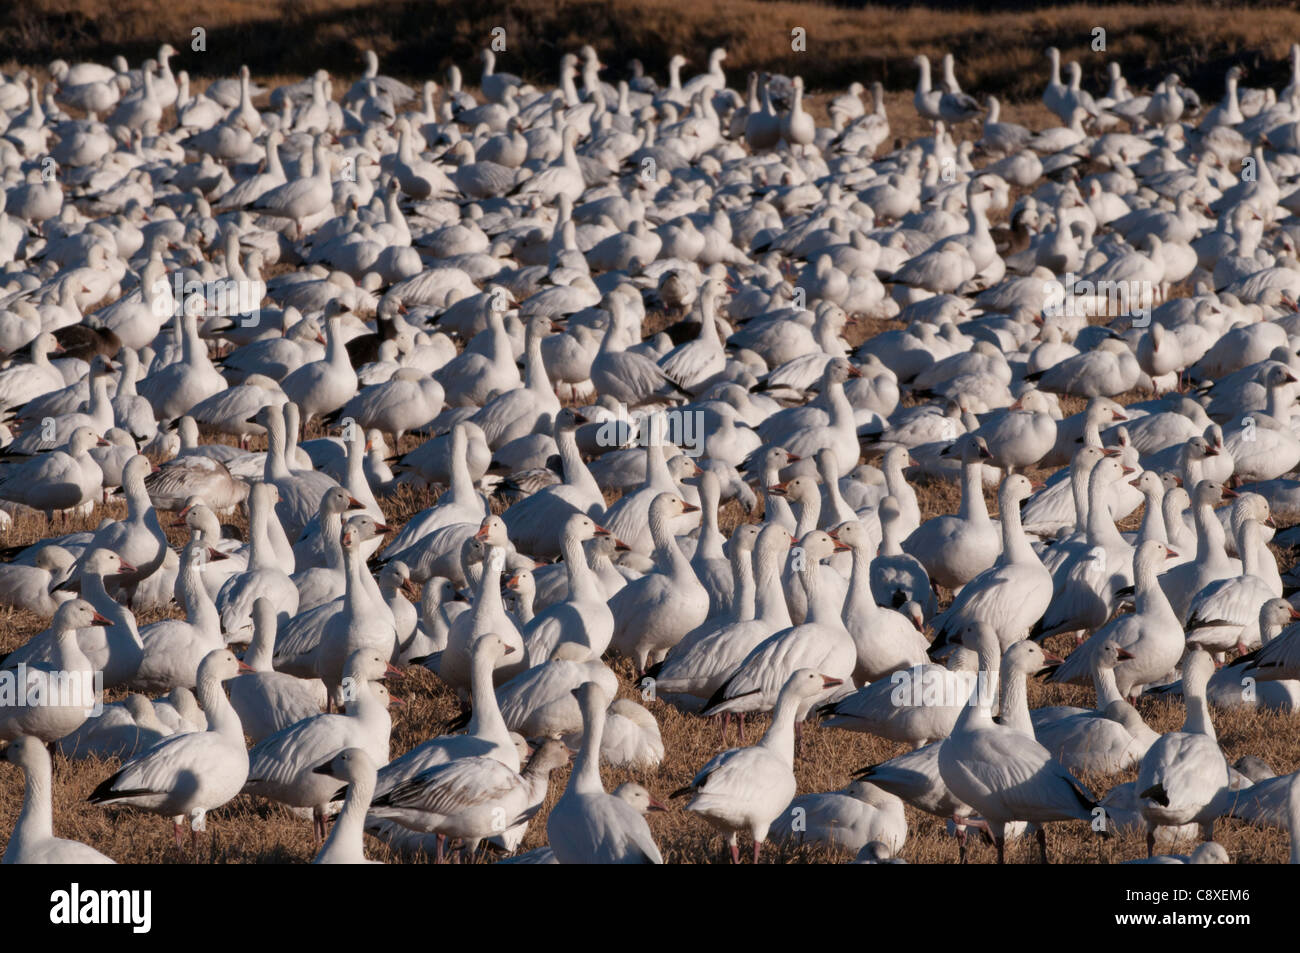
[3,737,116,864]
[228,597,328,743]
[931,474,1052,650]
[675,670,843,863]
[703,530,856,724]
[938,624,1100,863]
[902,437,1000,590]
[522,514,616,664]
[216,481,300,641]
[609,493,708,673]
[548,680,663,864]
[89,648,251,849]
[0,599,106,743]
[244,649,395,841]
[1048,541,1184,701]
[833,518,929,683]
[311,748,381,864]
[1136,649,1234,856]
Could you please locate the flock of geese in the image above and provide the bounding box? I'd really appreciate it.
[6,39,1300,865]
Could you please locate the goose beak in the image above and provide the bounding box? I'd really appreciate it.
[96,437,111,446]
[613,537,631,551]
[769,482,789,496]
[373,522,391,532]
[474,525,491,540]
[821,675,843,689]
[237,659,255,674]
[1222,488,1238,499]
[592,524,611,537]
[1112,410,1128,421]
[646,797,669,812]
[1116,647,1136,660]
[89,611,112,627]
[1290,608,1300,621]
[387,694,404,708]
[402,580,419,599]
[1101,447,1120,457]
[384,662,404,678]
[346,496,365,509]
[1165,548,1180,558]
[502,644,517,655]
[1204,445,1219,456]
[785,453,801,462]
[1041,651,1064,664]
[118,557,137,572]
[207,547,230,561]
[681,502,699,513]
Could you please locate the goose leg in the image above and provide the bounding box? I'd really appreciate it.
[752,840,762,864]
[1037,827,1048,864]
[737,713,746,744]
[436,833,446,864]
[995,837,1005,864]
[1146,830,1156,858]
[728,836,740,864]
[173,820,186,848]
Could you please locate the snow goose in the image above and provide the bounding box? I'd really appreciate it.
[1034,642,1158,774]
[1135,649,1234,856]
[1185,494,1278,653]
[495,642,619,740]
[833,518,929,682]
[255,402,339,540]
[609,493,708,673]
[938,625,1100,863]
[931,474,1051,650]
[645,522,792,717]
[1031,456,1136,641]
[0,544,76,616]
[822,616,1003,748]
[974,389,1057,473]
[522,514,616,664]
[26,548,144,688]
[2,736,115,864]
[0,425,105,523]
[769,779,907,855]
[0,599,106,743]
[1048,541,1183,700]
[676,669,844,863]
[216,481,300,641]
[902,437,1000,590]
[384,423,486,557]
[869,494,935,618]
[88,648,251,849]
[1160,480,1240,623]
[548,680,663,864]
[251,136,334,238]
[281,303,359,424]
[387,633,522,809]
[137,309,227,425]
[437,547,526,695]
[703,530,856,724]
[311,748,381,864]
[228,597,327,743]
[913,55,979,123]
[371,739,569,862]
[244,649,394,840]
[129,538,228,693]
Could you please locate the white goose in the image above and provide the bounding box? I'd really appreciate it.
[1135,649,1234,856]
[2,736,116,864]
[311,748,381,865]
[88,648,250,848]
[547,680,663,864]
[937,623,1099,863]
[675,669,844,863]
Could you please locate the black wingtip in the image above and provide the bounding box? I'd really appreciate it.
[1139,783,1170,807]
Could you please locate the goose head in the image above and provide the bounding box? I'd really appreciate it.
[198,647,251,684]
[779,668,844,704]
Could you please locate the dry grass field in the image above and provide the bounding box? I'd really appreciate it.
[2,404,1300,865]
[2,1,1299,865]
